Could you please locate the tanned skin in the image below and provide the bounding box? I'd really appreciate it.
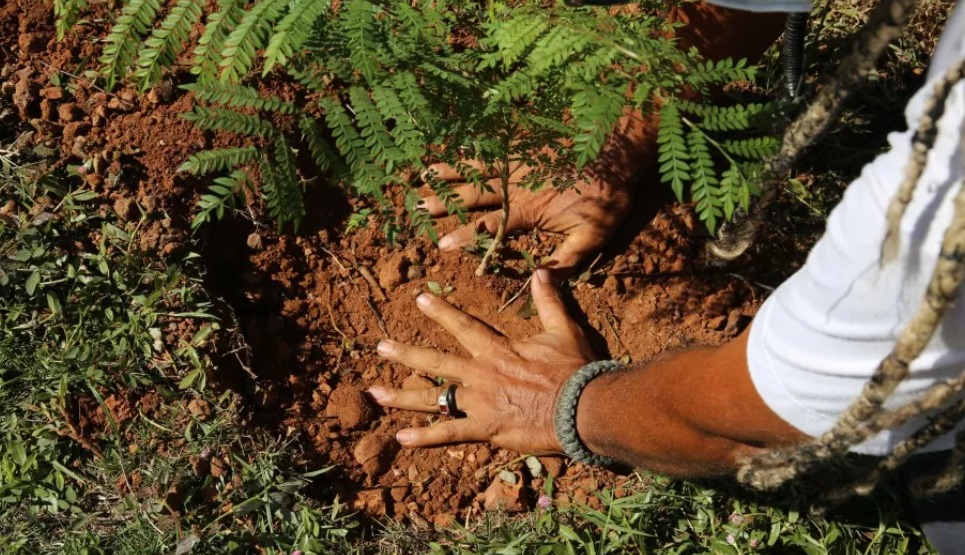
[366,4,805,477]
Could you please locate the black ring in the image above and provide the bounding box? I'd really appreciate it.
[445,384,463,417]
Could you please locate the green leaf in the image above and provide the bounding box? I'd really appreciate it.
[25,271,40,295]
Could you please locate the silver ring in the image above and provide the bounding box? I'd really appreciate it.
[438,384,458,416]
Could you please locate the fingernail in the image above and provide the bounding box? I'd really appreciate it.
[416,294,432,308]
[536,268,551,284]
[396,430,416,444]
[367,386,388,403]
[438,235,454,250]
[377,340,395,356]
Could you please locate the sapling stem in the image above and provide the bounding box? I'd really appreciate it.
[475,160,511,276]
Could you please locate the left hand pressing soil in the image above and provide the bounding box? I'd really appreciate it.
[367,268,594,454]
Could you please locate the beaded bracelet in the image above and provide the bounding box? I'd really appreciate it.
[553,360,624,467]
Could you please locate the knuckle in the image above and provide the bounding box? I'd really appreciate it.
[426,349,444,372]
[421,388,439,407]
[453,312,476,334]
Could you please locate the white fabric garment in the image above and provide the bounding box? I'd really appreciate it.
[743,1,965,455]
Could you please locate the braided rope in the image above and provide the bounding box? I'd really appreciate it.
[554,360,624,467]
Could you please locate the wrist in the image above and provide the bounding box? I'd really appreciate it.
[553,360,624,466]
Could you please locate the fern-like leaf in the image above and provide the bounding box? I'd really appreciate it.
[133,0,204,91]
[392,71,436,129]
[687,129,722,233]
[192,170,251,228]
[372,85,425,160]
[263,0,331,75]
[261,135,305,230]
[178,147,260,175]
[54,0,88,41]
[406,189,438,242]
[99,0,162,90]
[182,82,297,114]
[656,103,691,201]
[349,86,402,166]
[191,0,247,79]
[181,106,277,136]
[343,0,382,83]
[318,96,368,169]
[571,87,624,168]
[479,14,547,70]
[219,0,288,83]
[687,58,757,87]
[298,115,345,177]
[721,137,779,159]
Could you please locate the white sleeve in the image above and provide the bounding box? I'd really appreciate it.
[746,2,965,455]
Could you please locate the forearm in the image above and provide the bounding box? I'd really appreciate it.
[574,328,808,477]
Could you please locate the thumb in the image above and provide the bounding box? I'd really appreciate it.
[437,208,525,252]
[531,268,573,335]
[543,228,608,275]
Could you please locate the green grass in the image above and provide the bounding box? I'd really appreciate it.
[0,147,362,554]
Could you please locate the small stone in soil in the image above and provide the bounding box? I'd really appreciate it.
[113,197,137,221]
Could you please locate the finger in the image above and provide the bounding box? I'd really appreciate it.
[367,384,447,412]
[543,228,610,274]
[416,293,502,357]
[531,268,573,334]
[377,340,468,380]
[396,419,487,447]
[421,160,492,182]
[421,180,504,217]
[437,205,526,251]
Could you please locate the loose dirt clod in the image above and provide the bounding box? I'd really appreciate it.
[483,475,526,512]
[186,399,211,420]
[326,385,376,430]
[378,252,408,289]
[353,433,397,477]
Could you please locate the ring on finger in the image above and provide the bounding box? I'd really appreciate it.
[437,384,463,417]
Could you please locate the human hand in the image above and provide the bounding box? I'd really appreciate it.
[419,158,632,273]
[367,269,596,454]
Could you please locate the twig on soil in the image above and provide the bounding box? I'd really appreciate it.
[326,300,348,369]
[604,308,630,360]
[497,274,533,313]
[357,266,387,302]
[38,60,106,93]
[320,247,389,336]
[476,172,512,277]
[54,404,103,460]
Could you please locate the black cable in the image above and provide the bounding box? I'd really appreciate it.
[783,12,809,98]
